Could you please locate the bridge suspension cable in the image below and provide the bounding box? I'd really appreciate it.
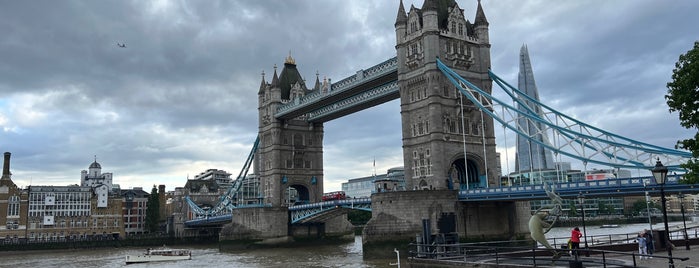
[436,58,691,171]
[184,135,260,218]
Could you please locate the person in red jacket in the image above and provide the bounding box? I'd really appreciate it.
[570,227,583,256]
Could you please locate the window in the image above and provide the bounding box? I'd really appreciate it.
[294,157,303,168]
[7,195,20,217]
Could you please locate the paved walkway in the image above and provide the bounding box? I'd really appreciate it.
[634,247,698,268]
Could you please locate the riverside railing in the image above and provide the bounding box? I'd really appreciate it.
[546,225,699,249]
[408,241,690,267]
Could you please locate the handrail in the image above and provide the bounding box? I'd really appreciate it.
[408,241,691,267]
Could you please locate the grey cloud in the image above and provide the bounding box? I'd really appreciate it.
[1,0,697,190]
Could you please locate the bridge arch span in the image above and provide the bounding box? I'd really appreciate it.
[448,153,485,190]
[287,183,311,204]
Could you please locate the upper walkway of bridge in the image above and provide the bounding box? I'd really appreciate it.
[460,175,695,201]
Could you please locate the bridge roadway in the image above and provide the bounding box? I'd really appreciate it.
[274,57,398,122]
[184,175,697,227]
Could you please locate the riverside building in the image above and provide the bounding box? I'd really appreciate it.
[341,167,406,198]
[4,155,126,243]
[0,152,28,243]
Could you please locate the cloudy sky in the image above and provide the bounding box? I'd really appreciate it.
[1,0,697,192]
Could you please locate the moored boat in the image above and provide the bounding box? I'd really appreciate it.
[600,224,620,228]
[125,247,191,264]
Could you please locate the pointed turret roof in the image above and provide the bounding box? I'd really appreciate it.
[395,0,407,26]
[277,53,306,100]
[421,0,438,12]
[271,64,279,87]
[474,0,489,26]
[258,70,266,95]
[313,71,321,91]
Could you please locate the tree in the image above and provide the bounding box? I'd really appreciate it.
[630,199,661,216]
[347,210,371,225]
[666,41,699,183]
[597,201,615,215]
[145,185,160,233]
[567,203,578,217]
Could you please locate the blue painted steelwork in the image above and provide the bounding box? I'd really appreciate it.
[183,203,272,227]
[289,197,371,224]
[436,58,691,170]
[275,57,398,122]
[183,136,259,226]
[459,175,699,201]
[306,81,398,122]
[183,214,231,227]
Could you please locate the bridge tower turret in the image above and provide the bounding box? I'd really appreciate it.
[256,55,324,207]
[395,0,499,191]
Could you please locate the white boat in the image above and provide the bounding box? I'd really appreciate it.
[125,247,191,264]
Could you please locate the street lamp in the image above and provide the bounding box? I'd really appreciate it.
[651,159,674,268]
[578,192,589,257]
[679,193,690,250]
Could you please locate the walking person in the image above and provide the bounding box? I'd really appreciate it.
[637,232,648,259]
[570,227,582,257]
[643,229,654,258]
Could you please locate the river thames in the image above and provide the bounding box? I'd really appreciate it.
[0,236,398,268]
[1,222,693,268]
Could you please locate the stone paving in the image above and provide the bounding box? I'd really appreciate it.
[633,247,698,268]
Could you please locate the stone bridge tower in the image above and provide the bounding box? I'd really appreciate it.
[395,0,499,191]
[256,55,325,207]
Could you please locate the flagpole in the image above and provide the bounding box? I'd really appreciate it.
[373,156,376,177]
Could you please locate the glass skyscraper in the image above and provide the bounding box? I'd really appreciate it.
[515,45,555,172]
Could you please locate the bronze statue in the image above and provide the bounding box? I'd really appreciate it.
[528,183,564,261]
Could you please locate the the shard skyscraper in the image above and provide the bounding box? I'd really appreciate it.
[515,45,555,172]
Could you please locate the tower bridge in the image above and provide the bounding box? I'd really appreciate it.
[180,0,696,253]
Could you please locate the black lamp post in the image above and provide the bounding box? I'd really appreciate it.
[651,159,674,268]
[679,193,690,250]
[578,192,589,257]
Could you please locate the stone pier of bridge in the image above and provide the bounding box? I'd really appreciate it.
[362,190,531,258]
[218,206,354,248]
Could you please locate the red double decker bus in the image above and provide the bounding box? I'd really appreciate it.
[322,191,346,201]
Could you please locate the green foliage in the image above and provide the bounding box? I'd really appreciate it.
[666,41,699,183]
[597,201,615,215]
[145,185,160,233]
[567,203,578,217]
[630,199,661,216]
[347,210,372,225]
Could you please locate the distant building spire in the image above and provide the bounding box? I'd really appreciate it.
[515,44,555,172]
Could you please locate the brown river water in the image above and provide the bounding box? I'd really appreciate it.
[0,236,399,268]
